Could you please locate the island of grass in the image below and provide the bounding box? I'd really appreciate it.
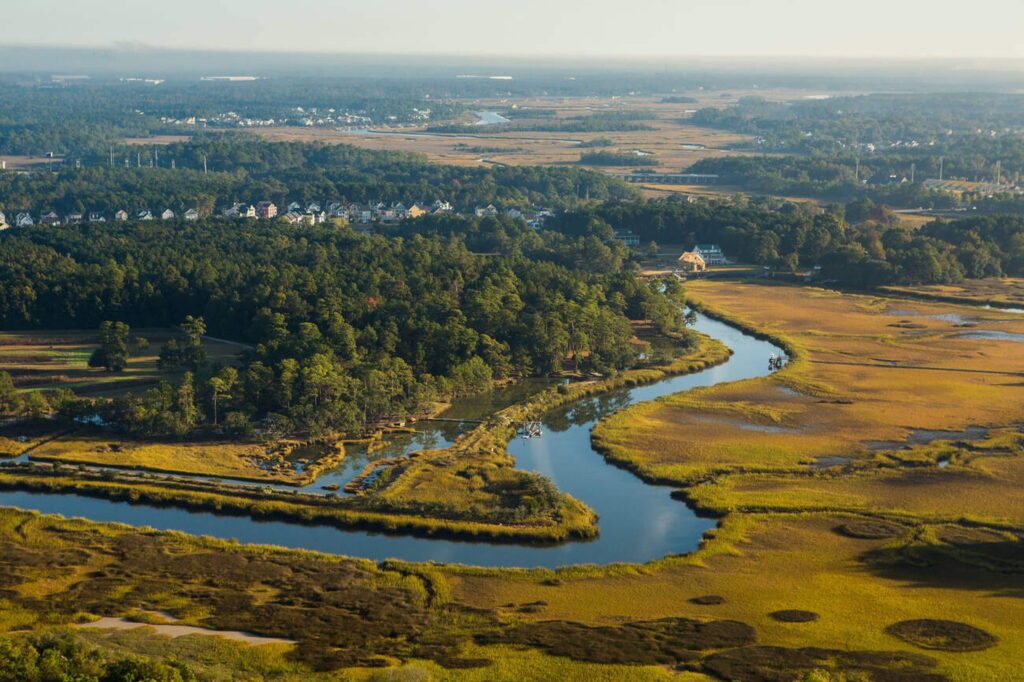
[25,433,345,485]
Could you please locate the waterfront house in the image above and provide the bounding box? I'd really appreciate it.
[692,244,727,266]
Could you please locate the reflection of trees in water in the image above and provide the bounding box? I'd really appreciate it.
[544,391,633,432]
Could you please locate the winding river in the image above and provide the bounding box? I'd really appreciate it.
[0,314,782,568]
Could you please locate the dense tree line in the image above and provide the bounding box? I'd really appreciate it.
[683,93,1024,211]
[0,217,687,436]
[550,196,1024,286]
[687,156,960,208]
[0,136,636,215]
[692,93,1024,155]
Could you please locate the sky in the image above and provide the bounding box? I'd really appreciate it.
[4,0,1024,60]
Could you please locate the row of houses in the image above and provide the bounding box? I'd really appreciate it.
[1,200,555,232]
[5,208,201,228]
[224,199,457,224]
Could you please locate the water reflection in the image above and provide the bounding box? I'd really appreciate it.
[0,314,783,568]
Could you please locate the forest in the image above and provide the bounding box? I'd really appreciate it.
[0,135,636,215]
[0,216,688,437]
[552,196,1024,285]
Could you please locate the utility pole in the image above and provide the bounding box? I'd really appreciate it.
[109,146,114,168]
[855,157,860,183]
[910,162,915,184]
[171,159,176,170]
[202,154,208,174]
[137,151,141,168]
[995,160,1002,185]
[938,156,944,182]
[155,149,159,167]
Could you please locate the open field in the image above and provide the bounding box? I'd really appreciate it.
[0,154,64,170]
[595,281,1024,485]
[0,329,243,397]
[255,94,761,174]
[26,434,345,485]
[121,135,192,146]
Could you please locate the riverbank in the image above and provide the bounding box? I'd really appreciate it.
[0,328,732,547]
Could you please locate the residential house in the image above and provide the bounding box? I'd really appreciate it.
[474,204,498,218]
[136,210,154,221]
[305,202,321,214]
[184,209,200,222]
[241,205,257,219]
[407,204,428,219]
[15,213,34,227]
[432,200,453,213]
[287,201,302,212]
[350,205,373,224]
[0,211,6,230]
[256,201,278,219]
[39,211,61,226]
[281,211,304,225]
[505,207,524,219]
[115,210,129,222]
[692,244,726,266]
[88,212,106,222]
[161,209,175,220]
[677,251,706,273]
[612,230,641,247]
[65,212,84,224]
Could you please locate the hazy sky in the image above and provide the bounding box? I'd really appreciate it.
[5,0,1024,59]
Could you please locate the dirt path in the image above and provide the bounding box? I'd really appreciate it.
[78,617,296,647]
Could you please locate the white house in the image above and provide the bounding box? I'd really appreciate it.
[136,210,154,221]
[88,212,106,223]
[15,213,34,227]
[692,244,727,266]
[161,209,175,220]
[184,209,200,222]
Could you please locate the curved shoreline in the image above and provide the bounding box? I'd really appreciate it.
[0,314,784,567]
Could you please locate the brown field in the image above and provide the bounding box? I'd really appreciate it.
[0,155,64,170]
[595,282,1024,484]
[121,135,192,146]
[255,93,761,173]
[0,329,244,397]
